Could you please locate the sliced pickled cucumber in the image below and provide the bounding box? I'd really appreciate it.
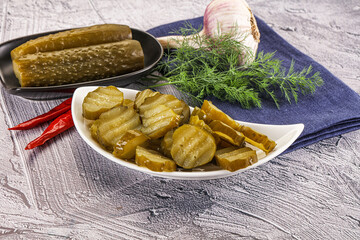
[201,100,241,130]
[215,147,258,172]
[191,106,210,123]
[90,119,101,140]
[179,100,190,125]
[201,100,276,154]
[82,87,276,172]
[134,89,160,110]
[123,99,135,108]
[11,24,132,59]
[139,93,190,125]
[82,86,124,120]
[188,115,222,145]
[147,139,163,152]
[135,146,177,172]
[189,115,212,133]
[161,129,174,158]
[13,40,144,87]
[96,106,141,150]
[209,120,245,147]
[239,126,277,154]
[214,146,239,155]
[171,124,216,169]
[113,130,150,159]
[141,105,180,139]
[217,139,235,149]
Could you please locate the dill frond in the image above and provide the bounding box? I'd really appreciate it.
[144,24,324,109]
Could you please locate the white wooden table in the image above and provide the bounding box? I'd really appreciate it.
[1,0,359,239]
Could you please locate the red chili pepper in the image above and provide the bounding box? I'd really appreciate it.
[25,110,74,150]
[8,97,72,130]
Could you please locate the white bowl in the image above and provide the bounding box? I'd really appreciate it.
[72,86,304,180]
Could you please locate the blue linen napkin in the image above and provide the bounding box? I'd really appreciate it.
[147,16,360,153]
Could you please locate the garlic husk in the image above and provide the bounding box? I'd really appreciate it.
[157,0,260,64]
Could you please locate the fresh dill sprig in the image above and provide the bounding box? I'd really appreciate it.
[144,25,324,109]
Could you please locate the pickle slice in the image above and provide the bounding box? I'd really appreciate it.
[134,89,160,110]
[239,126,277,154]
[217,139,235,149]
[214,146,239,156]
[201,100,276,154]
[96,106,141,150]
[201,100,241,130]
[209,120,245,147]
[189,115,212,133]
[161,129,174,158]
[188,115,222,145]
[180,100,191,124]
[139,93,190,125]
[13,40,144,87]
[11,24,132,59]
[191,106,210,123]
[90,119,101,140]
[82,86,124,120]
[141,105,180,139]
[113,130,150,160]
[147,139,163,153]
[215,147,258,172]
[171,124,216,169]
[135,146,177,172]
[123,99,135,108]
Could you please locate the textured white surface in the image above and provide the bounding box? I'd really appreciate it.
[0,0,359,239]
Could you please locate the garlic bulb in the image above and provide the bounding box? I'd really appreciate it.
[157,0,260,64]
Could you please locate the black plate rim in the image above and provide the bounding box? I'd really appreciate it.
[0,27,163,93]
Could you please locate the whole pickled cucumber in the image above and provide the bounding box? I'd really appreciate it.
[13,40,145,87]
[11,24,132,60]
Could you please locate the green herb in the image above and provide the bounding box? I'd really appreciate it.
[144,26,324,109]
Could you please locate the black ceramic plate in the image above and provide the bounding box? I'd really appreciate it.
[0,28,163,100]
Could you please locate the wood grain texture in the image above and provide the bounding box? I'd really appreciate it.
[0,0,359,239]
